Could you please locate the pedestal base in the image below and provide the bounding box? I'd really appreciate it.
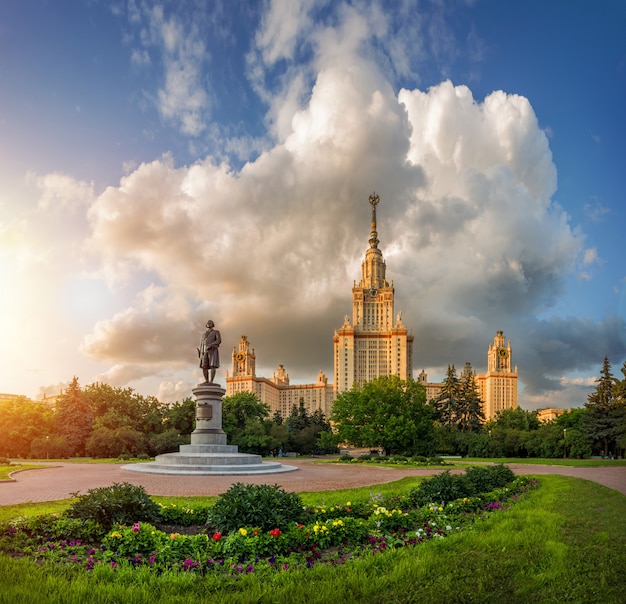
[122,444,297,475]
[121,381,298,475]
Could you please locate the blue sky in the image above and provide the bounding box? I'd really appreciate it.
[0,0,624,409]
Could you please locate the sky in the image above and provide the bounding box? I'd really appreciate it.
[0,0,624,411]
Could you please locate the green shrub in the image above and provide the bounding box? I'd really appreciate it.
[65,483,162,531]
[465,464,515,494]
[0,457,11,466]
[406,465,517,507]
[158,502,213,526]
[208,483,306,533]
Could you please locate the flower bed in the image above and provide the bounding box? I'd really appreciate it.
[0,470,539,576]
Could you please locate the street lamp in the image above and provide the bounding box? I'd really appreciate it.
[563,428,567,459]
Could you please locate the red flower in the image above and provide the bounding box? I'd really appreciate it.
[269,528,281,537]
[212,532,222,541]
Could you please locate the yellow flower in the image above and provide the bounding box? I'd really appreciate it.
[346,502,351,507]
[109,532,122,539]
[239,528,247,536]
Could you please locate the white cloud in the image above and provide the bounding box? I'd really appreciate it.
[79,54,600,400]
[30,172,95,211]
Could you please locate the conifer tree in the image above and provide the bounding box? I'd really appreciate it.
[432,365,460,428]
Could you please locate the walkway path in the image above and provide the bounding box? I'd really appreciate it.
[1,460,624,505]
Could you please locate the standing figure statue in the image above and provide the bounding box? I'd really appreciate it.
[198,320,221,383]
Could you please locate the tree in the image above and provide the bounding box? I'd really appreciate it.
[83,383,166,436]
[457,370,485,433]
[331,376,434,456]
[221,392,270,453]
[0,397,52,457]
[53,377,94,456]
[584,357,625,457]
[431,365,460,428]
[163,398,196,435]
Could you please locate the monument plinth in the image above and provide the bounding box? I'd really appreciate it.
[123,385,296,476]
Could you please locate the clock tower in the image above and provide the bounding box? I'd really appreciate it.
[231,335,255,377]
[334,193,413,394]
[477,330,518,419]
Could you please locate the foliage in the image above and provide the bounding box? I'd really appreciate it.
[405,464,515,507]
[157,502,213,526]
[584,356,626,457]
[84,382,166,436]
[65,483,162,532]
[0,397,52,458]
[29,435,72,459]
[221,392,272,454]
[208,483,307,533]
[331,375,434,456]
[148,429,190,456]
[162,397,196,435]
[54,377,94,456]
[1,475,626,603]
[0,471,539,583]
[431,364,461,429]
[85,426,149,458]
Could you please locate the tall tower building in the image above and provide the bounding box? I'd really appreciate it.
[333,193,413,395]
[476,330,518,419]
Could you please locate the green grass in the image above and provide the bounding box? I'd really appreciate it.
[0,475,624,603]
[451,457,626,467]
[0,463,50,481]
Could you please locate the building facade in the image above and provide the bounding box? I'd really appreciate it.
[475,330,519,420]
[417,331,519,421]
[225,193,518,422]
[225,335,334,418]
[333,193,413,395]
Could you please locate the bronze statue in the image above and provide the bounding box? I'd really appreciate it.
[198,320,221,383]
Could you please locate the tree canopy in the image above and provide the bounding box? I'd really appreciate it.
[331,376,434,456]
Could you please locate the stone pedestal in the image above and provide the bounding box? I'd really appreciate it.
[122,382,297,476]
[190,383,227,445]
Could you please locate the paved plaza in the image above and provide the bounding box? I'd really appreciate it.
[1,459,625,505]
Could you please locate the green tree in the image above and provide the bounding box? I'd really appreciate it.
[285,399,310,433]
[163,397,196,435]
[221,392,270,453]
[0,397,52,458]
[457,369,485,433]
[83,383,165,435]
[584,357,625,457]
[331,376,434,456]
[53,377,94,456]
[432,365,460,428]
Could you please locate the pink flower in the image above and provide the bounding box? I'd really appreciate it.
[133,523,140,532]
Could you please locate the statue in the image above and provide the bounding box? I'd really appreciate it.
[198,320,221,383]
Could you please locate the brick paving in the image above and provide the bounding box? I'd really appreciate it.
[0,459,624,505]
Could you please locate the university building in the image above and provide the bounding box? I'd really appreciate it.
[225,335,335,419]
[417,330,519,420]
[226,193,518,421]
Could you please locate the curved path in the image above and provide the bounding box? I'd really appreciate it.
[1,459,624,505]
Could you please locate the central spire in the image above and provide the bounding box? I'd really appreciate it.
[368,192,380,249]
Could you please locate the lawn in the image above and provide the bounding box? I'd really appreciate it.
[0,473,624,603]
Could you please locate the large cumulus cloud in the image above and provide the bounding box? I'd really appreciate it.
[74,1,624,407]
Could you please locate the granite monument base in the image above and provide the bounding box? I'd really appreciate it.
[122,383,297,476]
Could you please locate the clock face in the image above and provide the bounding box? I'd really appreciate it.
[498,347,508,359]
[235,352,245,362]
[369,288,378,298]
